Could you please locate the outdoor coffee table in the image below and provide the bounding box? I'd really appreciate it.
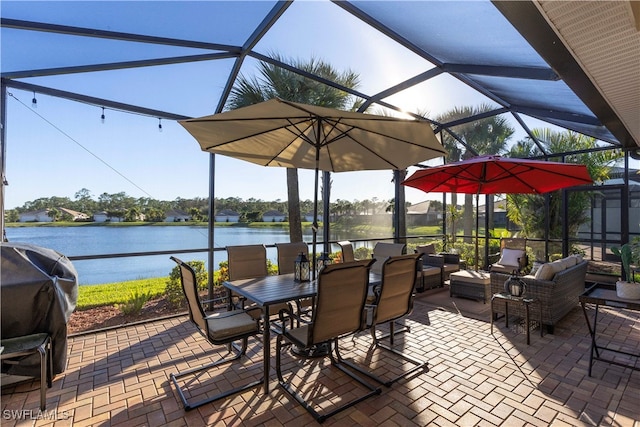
[491,292,542,345]
[449,270,491,303]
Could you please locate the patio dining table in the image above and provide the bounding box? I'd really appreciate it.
[223,271,382,394]
[223,273,316,394]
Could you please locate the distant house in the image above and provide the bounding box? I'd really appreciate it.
[406,200,441,226]
[215,209,240,223]
[262,210,286,222]
[60,208,90,221]
[303,212,320,222]
[93,211,122,222]
[478,200,508,228]
[164,209,191,222]
[19,209,53,222]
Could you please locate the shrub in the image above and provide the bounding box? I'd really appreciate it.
[354,247,372,260]
[165,260,208,308]
[166,259,277,308]
[118,289,153,315]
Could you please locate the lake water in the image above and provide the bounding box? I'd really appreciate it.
[4,226,369,285]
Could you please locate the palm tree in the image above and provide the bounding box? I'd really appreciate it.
[435,105,514,244]
[47,208,60,222]
[227,54,363,243]
[505,129,622,240]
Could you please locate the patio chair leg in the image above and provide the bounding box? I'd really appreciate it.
[276,336,381,423]
[341,325,428,387]
[370,321,410,346]
[170,337,262,411]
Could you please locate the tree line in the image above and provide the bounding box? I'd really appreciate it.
[5,188,424,223]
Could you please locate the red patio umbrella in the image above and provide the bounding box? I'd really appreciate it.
[402,155,593,268]
[402,155,593,195]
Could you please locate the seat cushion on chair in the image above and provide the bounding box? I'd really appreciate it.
[206,311,258,341]
[443,264,459,273]
[421,266,440,278]
[286,325,311,347]
[490,263,519,274]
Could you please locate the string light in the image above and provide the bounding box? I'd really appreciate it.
[100,107,105,124]
[31,91,37,108]
[158,118,163,132]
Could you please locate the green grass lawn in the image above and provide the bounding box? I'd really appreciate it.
[77,277,168,310]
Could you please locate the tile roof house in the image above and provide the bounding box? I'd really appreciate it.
[215,209,240,223]
[18,209,53,222]
[406,200,441,226]
[18,207,89,222]
[59,208,90,221]
[164,209,191,222]
[262,210,286,222]
[303,212,320,222]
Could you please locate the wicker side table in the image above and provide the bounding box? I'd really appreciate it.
[491,292,543,345]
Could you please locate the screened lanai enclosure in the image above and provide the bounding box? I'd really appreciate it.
[1,1,639,284]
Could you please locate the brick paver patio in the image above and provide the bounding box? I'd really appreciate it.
[2,289,639,426]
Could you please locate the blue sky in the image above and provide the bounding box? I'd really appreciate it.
[2,1,591,211]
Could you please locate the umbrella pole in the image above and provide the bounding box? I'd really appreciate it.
[475,193,479,271]
[311,131,321,280]
[312,166,319,281]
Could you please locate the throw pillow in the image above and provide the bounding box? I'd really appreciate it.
[530,261,543,275]
[534,263,555,281]
[550,260,567,274]
[568,254,583,264]
[498,248,525,267]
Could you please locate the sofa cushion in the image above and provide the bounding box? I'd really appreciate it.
[551,259,567,274]
[567,254,583,265]
[498,248,525,267]
[490,263,519,274]
[534,263,555,281]
[530,261,544,275]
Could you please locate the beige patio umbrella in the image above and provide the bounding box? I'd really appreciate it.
[180,98,446,272]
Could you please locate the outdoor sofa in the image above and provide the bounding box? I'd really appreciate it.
[490,255,588,334]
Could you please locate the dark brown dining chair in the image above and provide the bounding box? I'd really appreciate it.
[227,244,268,280]
[275,241,309,274]
[275,259,380,423]
[226,244,268,309]
[169,256,262,411]
[337,240,355,262]
[340,254,428,387]
[370,242,406,275]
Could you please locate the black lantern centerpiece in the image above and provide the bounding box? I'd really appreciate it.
[294,252,310,282]
[504,271,527,297]
[316,252,332,274]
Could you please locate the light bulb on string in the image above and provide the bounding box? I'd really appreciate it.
[31,92,37,108]
[101,107,105,124]
[158,118,163,133]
